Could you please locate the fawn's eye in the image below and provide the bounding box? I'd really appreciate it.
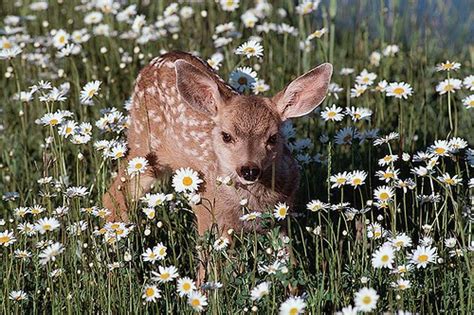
[222,132,233,143]
[267,134,278,145]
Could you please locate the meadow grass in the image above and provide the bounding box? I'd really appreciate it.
[0,0,473,314]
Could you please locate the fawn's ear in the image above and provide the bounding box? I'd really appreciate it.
[273,63,333,120]
[175,60,222,116]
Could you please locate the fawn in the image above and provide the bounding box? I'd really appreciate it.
[103,51,332,236]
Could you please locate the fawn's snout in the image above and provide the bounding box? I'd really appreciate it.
[238,163,261,183]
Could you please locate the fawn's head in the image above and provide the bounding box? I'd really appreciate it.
[175,60,332,184]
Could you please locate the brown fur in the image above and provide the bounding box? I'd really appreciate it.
[103,51,332,237]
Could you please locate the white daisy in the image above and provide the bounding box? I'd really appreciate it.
[462,95,474,109]
[252,79,270,95]
[188,291,208,312]
[409,245,438,268]
[9,290,28,302]
[273,202,289,221]
[172,167,203,193]
[437,173,461,186]
[354,287,379,312]
[321,104,344,121]
[350,84,368,98]
[430,140,452,156]
[127,157,148,177]
[436,79,462,95]
[463,75,474,90]
[80,80,101,104]
[213,237,230,251]
[371,245,395,269]
[306,200,329,212]
[295,0,320,15]
[0,230,16,247]
[355,69,377,86]
[39,242,65,265]
[52,29,69,48]
[177,277,196,297]
[378,154,398,166]
[374,186,395,203]
[240,212,262,222]
[235,40,263,59]
[435,60,461,72]
[34,217,60,234]
[391,233,412,250]
[279,296,306,315]
[391,279,411,290]
[142,285,161,302]
[152,265,179,283]
[250,281,270,301]
[345,106,372,121]
[219,0,239,12]
[330,171,350,188]
[386,82,413,99]
[348,170,367,187]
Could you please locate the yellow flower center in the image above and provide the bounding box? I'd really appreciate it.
[327,111,336,118]
[50,119,59,125]
[278,208,287,217]
[418,254,428,262]
[468,100,474,107]
[88,89,97,97]
[374,231,382,238]
[183,283,191,291]
[434,147,445,154]
[362,296,372,305]
[135,163,143,170]
[243,47,256,54]
[115,229,124,235]
[43,224,52,231]
[149,253,156,259]
[182,176,193,186]
[159,248,166,256]
[191,298,201,307]
[353,178,362,185]
[362,77,369,83]
[443,63,453,69]
[336,178,346,184]
[145,287,154,297]
[445,178,454,185]
[384,172,394,179]
[379,192,389,200]
[0,235,11,244]
[289,307,299,315]
[115,152,124,158]
[31,208,41,214]
[381,254,389,262]
[395,241,404,247]
[111,223,120,230]
[3,42,12,49]
[393,87,404,95]
[59,35,66,44]
[160,273,170,280]
[443,84,453,92]
[383,156,392,162]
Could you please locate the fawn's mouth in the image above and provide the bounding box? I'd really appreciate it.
[237,177,259,186]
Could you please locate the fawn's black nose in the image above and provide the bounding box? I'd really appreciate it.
[239,164,261,182]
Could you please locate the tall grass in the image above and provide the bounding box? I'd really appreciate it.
[0,0,472,313]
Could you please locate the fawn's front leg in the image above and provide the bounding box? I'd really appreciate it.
[103,160,156,222]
